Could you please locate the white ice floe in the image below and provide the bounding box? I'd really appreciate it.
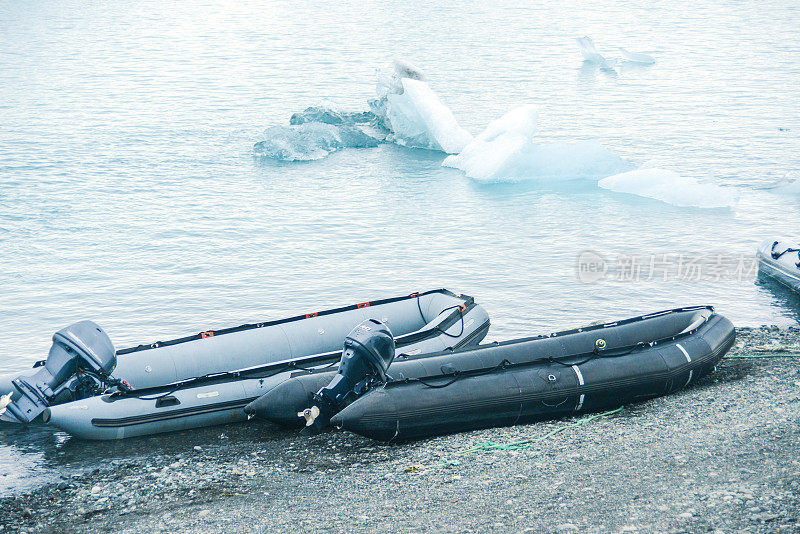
[371,61,473,153]
[618,47,655,65]
[598,167,738,209]
[443,104,632,182]
[780,180,800,194]
[441,104,539,180]
[773,173,800,195]
[576,37,655,69]
[575,36,616,69]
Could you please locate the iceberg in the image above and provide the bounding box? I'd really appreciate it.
[576,36,616,70]
[577,37,655,69]
[253,123,380,161]
[618,47,655,65]
[442,104,632,182]
[370,61,473,153]
[598,168,738,209]
[254,60,471,160]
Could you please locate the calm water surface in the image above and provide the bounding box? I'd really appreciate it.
[0,0,798,495]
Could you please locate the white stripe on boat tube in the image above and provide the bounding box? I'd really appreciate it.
[676,343,693,386]
[571,365,585,385]
[572,365,585,411]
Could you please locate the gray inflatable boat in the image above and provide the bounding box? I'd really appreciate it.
[757,238,800,293]
[0,290,489,439]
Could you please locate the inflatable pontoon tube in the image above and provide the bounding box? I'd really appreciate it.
[330,306,734,441]
[40,291,489,439]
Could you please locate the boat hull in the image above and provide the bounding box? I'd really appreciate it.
[757,239,800,293]
[42,292,490,439]
[331,307,735,441]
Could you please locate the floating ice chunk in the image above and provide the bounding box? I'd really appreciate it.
[391,58,426,82]
[255,59,469,160]
[289,104,377,126]
[576,36,603,62]
[383,78,473,153]
[443,104,631,182]
[521,141,632,181]
[773,174,800,195]
[776,180,800,194]
[369,60,472,153]
[288,103,389,142]
[374,59,426,101]
[254,123,380,161]
[575,36,616,69]
[598,168,738,209]
[442,105,539,180]
[460,140,631,182]
[618,47,655,65]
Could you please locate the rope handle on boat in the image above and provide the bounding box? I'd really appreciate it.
[547,341,649,367]
[770,240,800,261]
[109,302,466,401]
[404,339,654,390]
[414,359,513,388]
[413,292,468,339]
[117,289,460,355]
[108,358,326,401]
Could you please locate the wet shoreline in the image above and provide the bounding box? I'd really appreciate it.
[1,327,799,533]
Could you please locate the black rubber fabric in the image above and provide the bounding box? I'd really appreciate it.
[329,307,735,442]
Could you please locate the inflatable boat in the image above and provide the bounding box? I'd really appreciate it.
[757,239,800,293]
[305,306,733,441]
[0,290,489,439]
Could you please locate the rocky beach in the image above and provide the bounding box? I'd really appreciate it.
[1,327,798,533]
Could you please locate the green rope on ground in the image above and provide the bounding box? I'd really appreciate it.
[404,407,625,473]
[457,407,624,454]
[725,352,800,359]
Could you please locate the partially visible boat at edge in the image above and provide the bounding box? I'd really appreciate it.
[757,238,800,294]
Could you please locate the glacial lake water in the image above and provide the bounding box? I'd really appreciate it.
[0,0,798,496]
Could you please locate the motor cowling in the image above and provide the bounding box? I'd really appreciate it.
[301,319,395,433]
[3,321,116,423]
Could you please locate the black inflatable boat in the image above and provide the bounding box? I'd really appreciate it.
[251,306,734,441]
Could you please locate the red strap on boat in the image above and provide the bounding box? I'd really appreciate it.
[200,331,214,339]
[305,312,318,318]
[357,301,370,308]
[409,292,420,298]
[458,304,467,312]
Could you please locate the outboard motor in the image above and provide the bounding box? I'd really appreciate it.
[299,319,394,433]
[2,321,116,423]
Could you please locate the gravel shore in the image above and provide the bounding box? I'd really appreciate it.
[1,327,799,534]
